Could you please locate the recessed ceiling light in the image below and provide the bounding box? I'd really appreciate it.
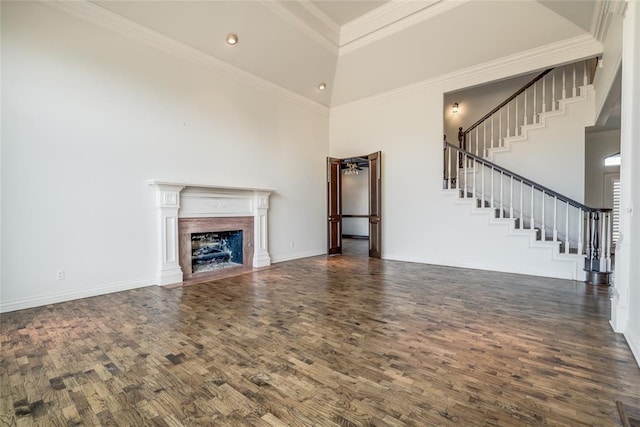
[226,33,238,45]
[317,82,327,91]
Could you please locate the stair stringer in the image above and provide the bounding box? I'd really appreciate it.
[443,189,585,281]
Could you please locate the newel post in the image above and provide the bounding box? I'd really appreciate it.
[457,127,464,167]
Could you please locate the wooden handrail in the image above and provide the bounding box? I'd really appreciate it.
[444,141,611,213]
[464,68,554,136]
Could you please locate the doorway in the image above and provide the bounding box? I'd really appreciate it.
[327,152,381,258]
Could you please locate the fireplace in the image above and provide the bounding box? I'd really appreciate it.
[179,217,254,281]
[148,181,273,285]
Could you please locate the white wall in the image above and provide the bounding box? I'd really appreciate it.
[593,11,623,121]
[585,130,620,207]
[626,0,640,370]
[0,2,328,311]
[612,0,640,368]
[342,169,368,236]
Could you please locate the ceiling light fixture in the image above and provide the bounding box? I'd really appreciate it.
[317,82,327,91]
[344,161,359,176]
[226,33,238,45]
[452,102,459,114]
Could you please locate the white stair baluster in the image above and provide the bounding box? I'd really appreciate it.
[499,172,503,218]
[463,152,468,198]
[524,87,528,126]
[530,186,534,230]
[552,73,556,110]
[583,60,588,90]
[475,127,479,156]
[472,156,476,199]
[578,208,583,255]
[565,202,570,254]
[515,96,519,136]
[562,66,566,99]
[541,192,546,241]
[507,101,511,137]
[553,197,558,242]
[542,76,547,113]
[490,167,494,209]
[480,161,485,205]
[509,176,514,219]
[499,107,503,146]
[491,115,494,150]
[572,63,577,97]
[520,180,524,229]
[483,122,487,157]
[533,81,537,124]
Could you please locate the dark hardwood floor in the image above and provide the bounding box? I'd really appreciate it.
[1,253,639,426]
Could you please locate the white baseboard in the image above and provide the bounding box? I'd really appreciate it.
[624,328,640,369]
[271,249,326,264]
[0,276,155,313]
[382,253,576,280]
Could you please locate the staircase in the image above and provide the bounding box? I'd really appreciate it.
[443,59,612,284]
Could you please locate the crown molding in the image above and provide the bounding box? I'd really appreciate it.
[44,1,329,116]
[297,0,341,34]
[339,0,470,54]
[260,1,339,54]
[332,34,603,110]
[591,0,628,42]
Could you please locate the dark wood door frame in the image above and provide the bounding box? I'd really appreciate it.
[326,152,382,259]
[327,157,342,255]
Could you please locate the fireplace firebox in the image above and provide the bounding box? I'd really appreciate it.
[179,217,254,281]
[191,230,243,273]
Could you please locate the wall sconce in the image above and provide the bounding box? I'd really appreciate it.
[452,102,459,114]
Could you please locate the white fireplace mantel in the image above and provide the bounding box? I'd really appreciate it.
[148,180,274,285]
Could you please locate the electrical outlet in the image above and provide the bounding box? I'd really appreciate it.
[56,269,65,280]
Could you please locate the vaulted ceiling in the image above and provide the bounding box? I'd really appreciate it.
[91,0,601,107]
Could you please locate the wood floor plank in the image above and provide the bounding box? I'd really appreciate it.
[2,249,640,425]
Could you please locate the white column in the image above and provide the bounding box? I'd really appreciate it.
[253,191,272,268]
[612,0,639,348]
[150,183,185,285]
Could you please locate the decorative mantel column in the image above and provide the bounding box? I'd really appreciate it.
[148,180,274,285]
[149,182,186,285]
[253,191,271,268]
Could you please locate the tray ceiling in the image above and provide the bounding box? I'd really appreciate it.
[89,0,601,108]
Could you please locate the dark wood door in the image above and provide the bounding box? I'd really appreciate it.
[368,152,382,259]
[327,157,342,255]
